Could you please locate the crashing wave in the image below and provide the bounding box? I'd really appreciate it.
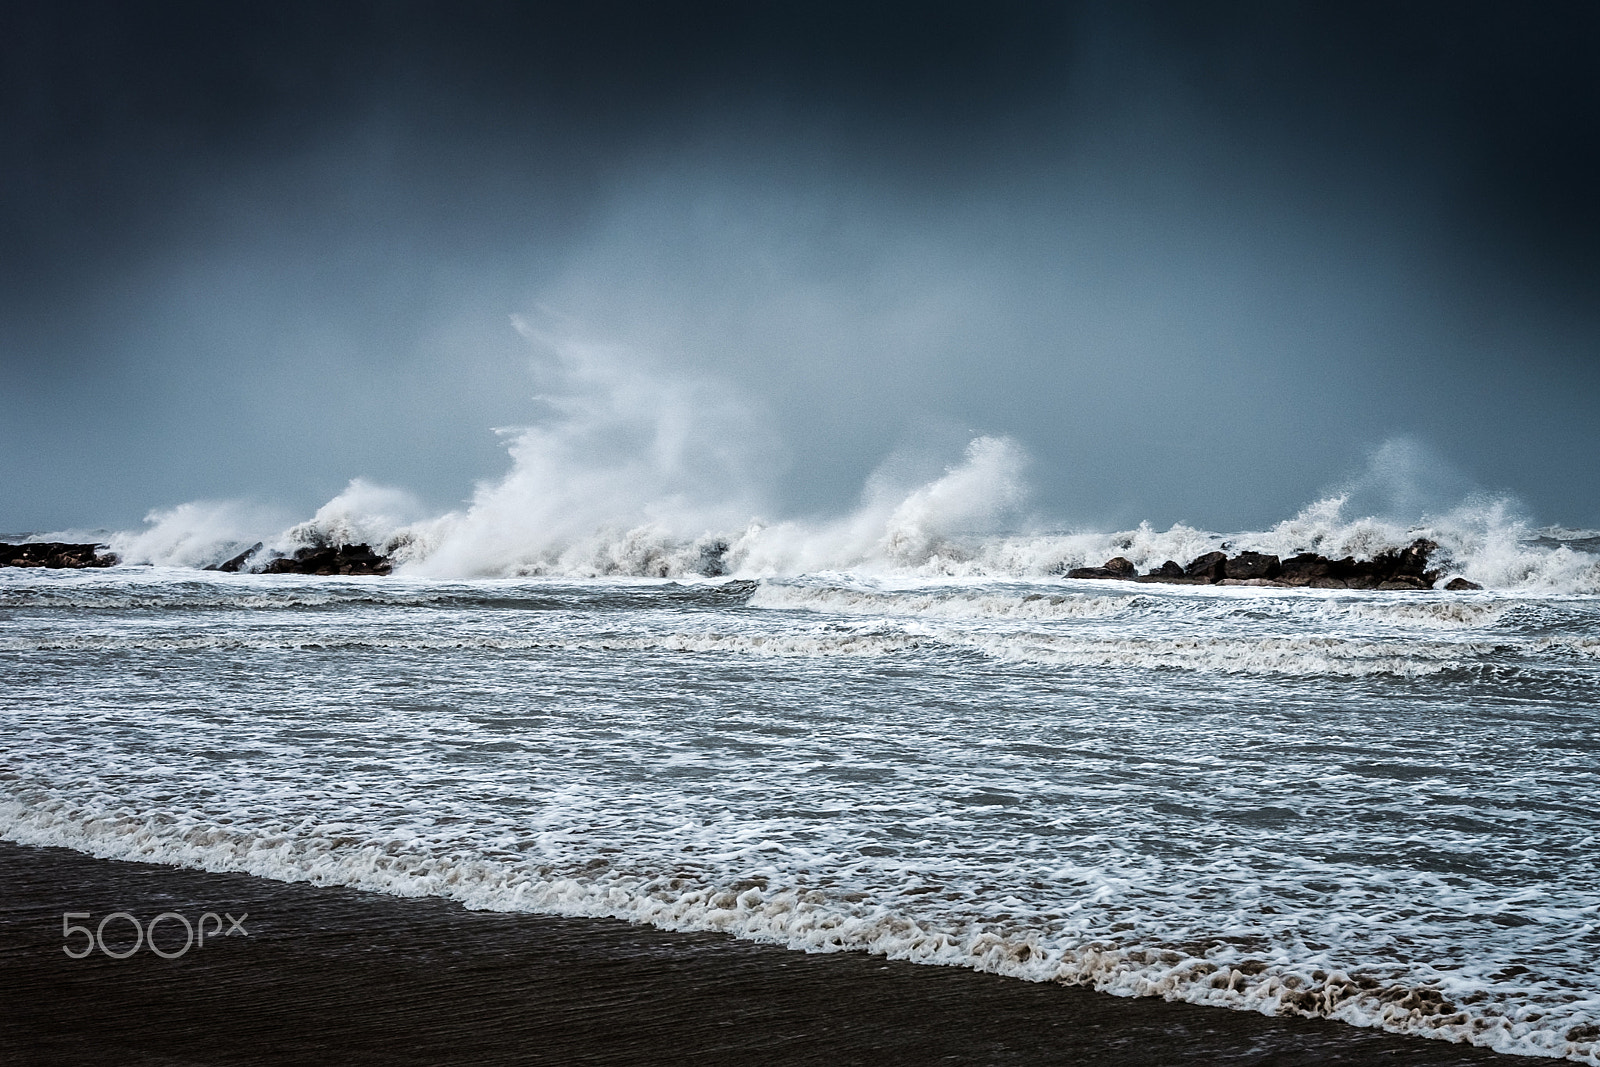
[96,429,1599,594]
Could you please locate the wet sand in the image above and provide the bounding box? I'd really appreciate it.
[0,841,1540,1065]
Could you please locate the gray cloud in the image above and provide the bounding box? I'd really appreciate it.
[3,2,1597,533]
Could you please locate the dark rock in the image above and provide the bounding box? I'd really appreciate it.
[1389,539,1438,579]
[1176,539,1448,592]
[1299,539,1443,590]
[1135,559,1209,584]
[1223,552,1281,580]
[1103,556,1136,578]
[257,543,391,576]
[1183,551,1227,581]
[335,545,389,570]
[1444,577,1483,591]
[1066,567,1122,580]
[1353,538,1443,587]
[0,542,118,569]
[1278,554,1331,586]
[1324,557,1383,588]
[208,543,264,573]
[1376,575,1431,591]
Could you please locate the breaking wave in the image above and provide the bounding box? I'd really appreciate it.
[71,333,1598,594]
[100,463,1600,594]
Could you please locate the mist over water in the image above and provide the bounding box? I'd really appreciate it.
[93,320,1599,594]
[4,5,1598,534]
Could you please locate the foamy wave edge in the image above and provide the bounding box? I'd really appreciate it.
[3,628,1539,677]
[3,798,1594,1062]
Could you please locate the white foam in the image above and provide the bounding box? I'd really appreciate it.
[0,612,1533,679]
[0,629,923,659]
[280,479,427,555]
[941,631,1493,677]
[2,798,1593,1063]
[108,500,289,568]
[749,582,1135,621]
[4,562,1597,1060]
[1338,600,1512,629]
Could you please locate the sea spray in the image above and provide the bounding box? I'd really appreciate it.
[95,341,1600,592]
[106,466,1600,592]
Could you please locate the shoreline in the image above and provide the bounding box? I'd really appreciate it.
[0,840,1543,1066]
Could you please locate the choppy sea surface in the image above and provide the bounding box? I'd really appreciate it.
[3,566,1598,1061]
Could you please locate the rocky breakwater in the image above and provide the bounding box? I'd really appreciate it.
[208,543,393,576]
[1067,539,1483,591]
[0,542,118,569]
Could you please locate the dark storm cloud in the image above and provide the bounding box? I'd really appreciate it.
[1,0,1069,271]
[1126,4,1600,296]
[2,2,1597,532]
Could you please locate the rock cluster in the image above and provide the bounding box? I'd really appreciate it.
[253,544,393,576]
[0,542,118,569]
[0,540,394,575]
[1067,540,1484,590]
[207,543,265,572]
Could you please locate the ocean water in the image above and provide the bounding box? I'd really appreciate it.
[3,540,1598,1060]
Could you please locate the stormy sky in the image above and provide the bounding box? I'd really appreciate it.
[4,1,1598,535]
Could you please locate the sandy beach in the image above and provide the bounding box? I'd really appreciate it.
[0,840,1540,1066]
